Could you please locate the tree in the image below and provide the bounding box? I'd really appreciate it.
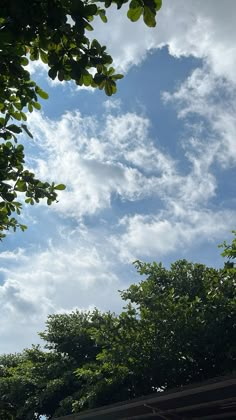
[0,0,162,239]
[0,253,235,419]
[0,311,108,419]
[76,259,236,409]
[219,230,236,270]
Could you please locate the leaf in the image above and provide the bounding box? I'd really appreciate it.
[107,67,115,76]
[54,184,66,190]
[58,70,65,81]
[25,198,34,204]
[14,102,23,111]
[21,124,33,139]
[154,0,162,11]
[28,103,33,113]
[12,112,22,121]
[4,193,15,202]
[15,181,27,192]
[105,80,116,96]
[113,74,124,80]
[32,101,41,110]
[98,10,107,23]
[91,39,101,52]
[35,86,49,100]
[84,4,98,16]
[6,124,22,134]
[20,57,29,66]
[143,6,156,27]
[85,22,94,31]
[20,112,27,121]
[40,49,48,64]
[48,67,57,80]
[127,7,142,22]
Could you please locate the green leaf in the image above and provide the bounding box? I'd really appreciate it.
[40,49,48,64]
[54,184,66,190]
[12,112,22,121]
[82,73,93,86]
[113,74,124,80]
[32,102,41,110]
[105,80,116,96]
[154,0,162,11]
[127,7,142,22]
[15,181,27,192]
[25,198,34,205]
[20,112,27,121]
[85,22,94,31]
[143,6,156,27]
[28,103,33,113]
[98,10,108,23]
[20,57,29,66]
[35,86,49,100]
[14,102,23,111]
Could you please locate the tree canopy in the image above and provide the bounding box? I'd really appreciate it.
[219,231,236,270]
[0,0,162,239]
[0,252,235,419]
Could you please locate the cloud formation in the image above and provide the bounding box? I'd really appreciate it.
[93,0,236,83]
[0,229,124,353]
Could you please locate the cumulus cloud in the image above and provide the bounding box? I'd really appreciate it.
[111,209,236,263]
[93,0,236,83]
[0,229,125,353]
[24,104,236,265]
[163,66,236,166]
[27,110,177,219]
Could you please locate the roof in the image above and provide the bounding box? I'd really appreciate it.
[53,374,236,419]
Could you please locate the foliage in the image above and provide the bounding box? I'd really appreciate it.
[0,251,235,419]
[0,0,162,239]
[0,311,106,419]
[76,259,236,409]
[219,230,236,270]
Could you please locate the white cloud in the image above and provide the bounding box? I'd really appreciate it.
[163,66,236,167]
[0,229,125,353]
[111,208,236,263]
[93,0,236,83]
[26,110,177,219]
[27,59,48,76]
[26,107,226,226]
[0,248,26,261]
[103,98,122,112]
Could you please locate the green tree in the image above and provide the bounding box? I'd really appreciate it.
[0,0,162,239]
[219,230,236,270]
[0,253,235,418]
[76,259,236,409]
[0,311,108,419]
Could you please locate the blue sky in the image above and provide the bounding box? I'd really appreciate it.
[1,0,236,353]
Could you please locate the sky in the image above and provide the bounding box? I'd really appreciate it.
[1,0,236,353]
